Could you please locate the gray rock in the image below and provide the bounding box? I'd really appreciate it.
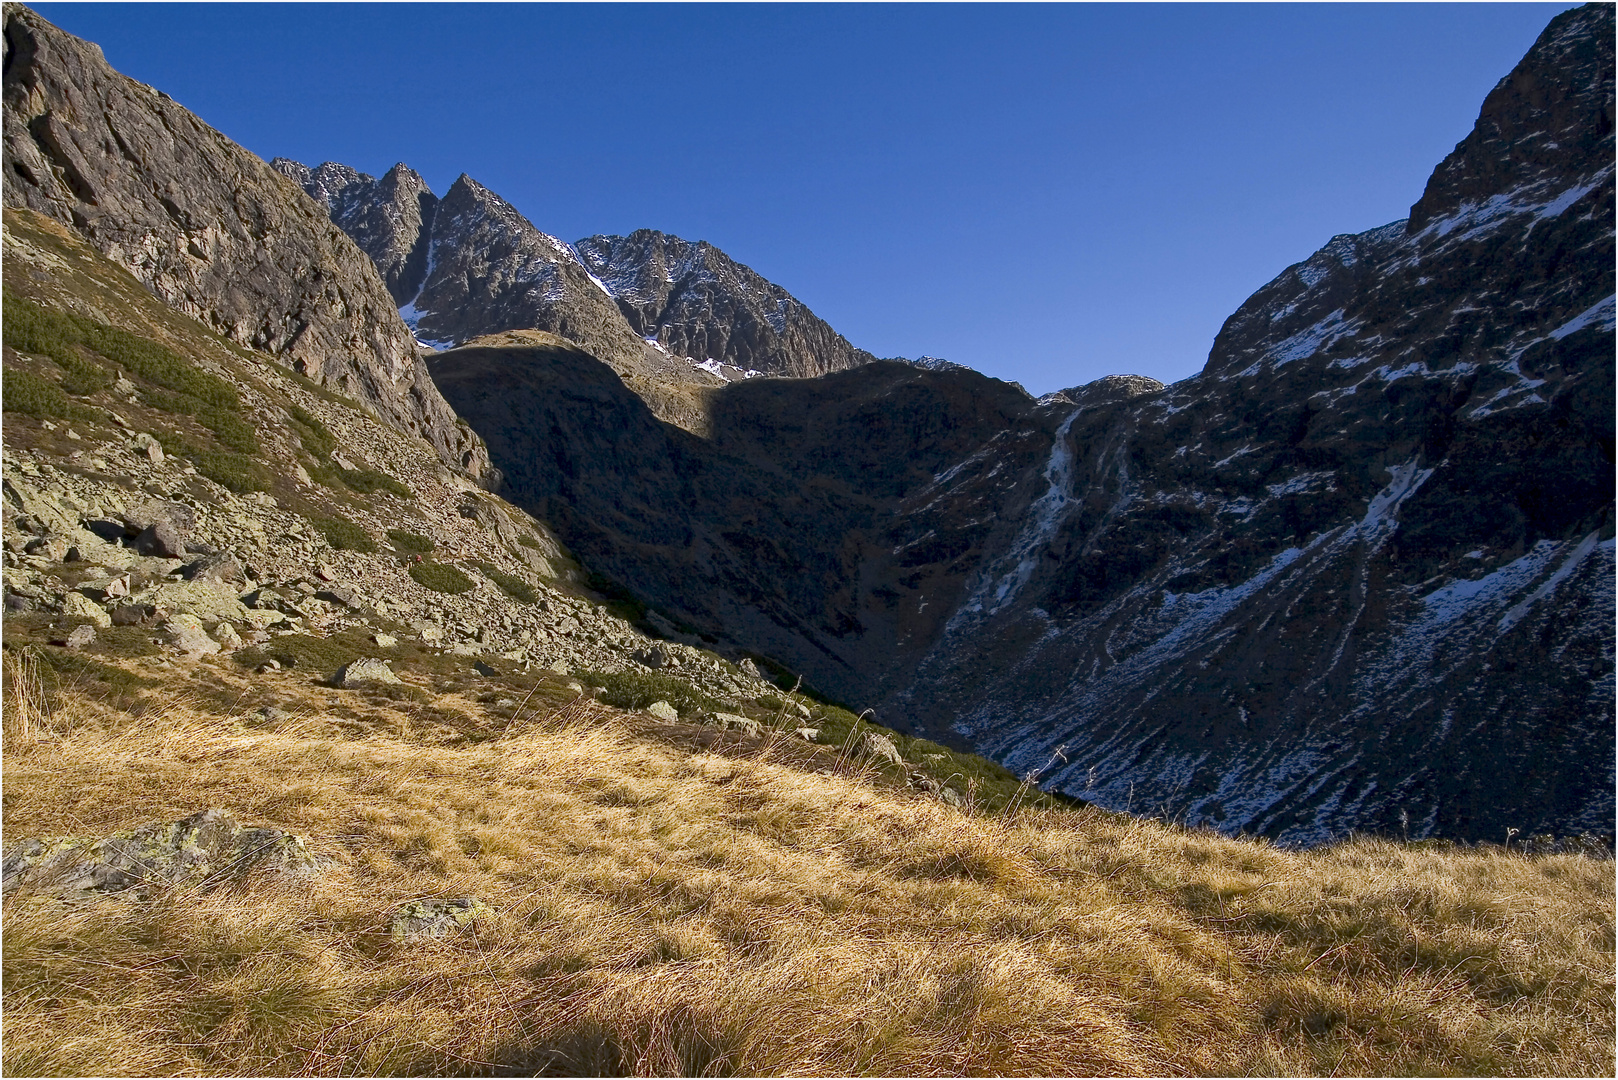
[165,612,220,656]
[129,433,163,462]
[133,520,188,559]
[372,632,397,648]
[859,732,903,767]
[1,808,324,898]
[636,646,668,670]
[110,603,158,626]
[708,711,763,737]
[63,624,96,649]
[389,897,489,941]
[211,622,242,650]
[62,591,111,628]
[333,657,401,688]
[315,585,359,608]
[645,700,679,722]
[184,553,242,585]
[23,534,69,561]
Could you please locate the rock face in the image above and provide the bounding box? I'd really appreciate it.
[271,159,438,306]
[435,3,1613,845]
[575,229,876,378]
[1,5,487,476]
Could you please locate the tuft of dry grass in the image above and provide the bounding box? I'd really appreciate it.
[3,654,1613,1076]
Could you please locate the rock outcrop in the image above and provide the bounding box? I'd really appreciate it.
[575,229,876,378]
[1,4,487,476]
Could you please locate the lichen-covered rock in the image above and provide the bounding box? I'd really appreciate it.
[164,612,220,656]
[61,591,110,628]
[389,897,489,941]
[1,809,323,897]
[860,732,903,767]
[707,711,763,737]
[645,700,678,722]
[334,657,401,688]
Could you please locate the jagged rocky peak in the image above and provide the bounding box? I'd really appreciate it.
[271,158,438,305]
[1408,2,1614,232]
[1053,373,1166,408]
[1,5,487,477]
[408,173,651,368]
[575,228,877,378]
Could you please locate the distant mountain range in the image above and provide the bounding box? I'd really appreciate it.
[271,159,878,383]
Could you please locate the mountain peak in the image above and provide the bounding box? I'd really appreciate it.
[1407,1,1614,232]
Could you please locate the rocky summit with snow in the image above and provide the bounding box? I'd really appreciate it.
[5,2,1613,848]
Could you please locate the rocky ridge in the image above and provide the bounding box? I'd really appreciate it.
[273,160,880,391]
[574,229,877,378]
[0,5,486,477]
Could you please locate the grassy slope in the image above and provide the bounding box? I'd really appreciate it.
[3,654,1612,1077]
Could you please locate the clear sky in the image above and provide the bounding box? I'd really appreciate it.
[34,2,1577,395]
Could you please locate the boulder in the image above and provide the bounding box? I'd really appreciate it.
[141,581,249,623]
[645,700,679,722]
[62,591,111,628]
[635,646,668,669]
[63,624,96,649]
[129,433,163,462]
[389,897,489,941]
[183,553,243,585]
[164,612,220,656]
[333,657,401,688]
[372,632,398,648]
[211,622,242,650]
[124,499,194,558]
[860,732,904,767]
[707,711,763,737]
[1,809,324,898]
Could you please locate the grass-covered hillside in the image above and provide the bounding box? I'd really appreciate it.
[2,649,1612,1077]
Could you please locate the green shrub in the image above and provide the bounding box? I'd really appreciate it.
[409,561,474,594]
[471,561,539,603]
[578,670,720,718]
[310,462,412,499]
[284,403,336,459]
[313,516,377,553]
[1,366,92,419]
[387,529,435,554]
[334,467,412,499]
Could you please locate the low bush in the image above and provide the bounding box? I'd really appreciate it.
[471,561,539,603]
[578,670,720,718]
[310,463,413,500]
[313,516,377,553]
[284,403,336,459]
[1,366,94,420]
[386,529,435,554]
[409,561,474,594]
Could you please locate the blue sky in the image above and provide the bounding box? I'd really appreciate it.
[36,2,1576,394]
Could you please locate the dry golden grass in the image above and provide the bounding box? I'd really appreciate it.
[3,652,1613,1077]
